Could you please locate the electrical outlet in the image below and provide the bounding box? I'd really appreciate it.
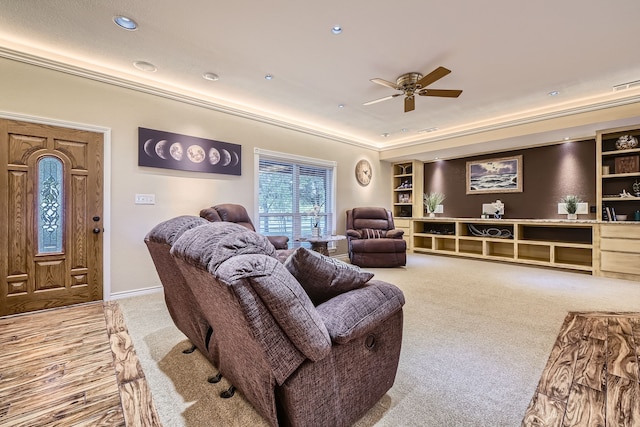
[135,194,155,205]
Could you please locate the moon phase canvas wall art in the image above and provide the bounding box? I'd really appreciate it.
[138,127,241,175]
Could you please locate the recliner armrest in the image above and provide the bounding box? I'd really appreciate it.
[267,235,289,250]
[385,229,404,239]
[315,280,405,345]
[346,229,362,239]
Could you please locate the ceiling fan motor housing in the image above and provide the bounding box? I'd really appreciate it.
[397,72,423,95]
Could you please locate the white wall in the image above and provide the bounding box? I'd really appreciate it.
[0,57,390,296]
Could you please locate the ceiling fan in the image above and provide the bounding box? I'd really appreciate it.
[364,66,462,112]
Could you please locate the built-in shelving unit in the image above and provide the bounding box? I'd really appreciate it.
[391,160,423,250]
[391,160,424,219]
[597,125,640,220]
[411,218,594,273]
[385,124,640,281]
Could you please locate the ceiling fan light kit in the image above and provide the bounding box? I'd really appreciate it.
[365,66,462,112]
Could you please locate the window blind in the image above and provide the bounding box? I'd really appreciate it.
[256,150,335,244]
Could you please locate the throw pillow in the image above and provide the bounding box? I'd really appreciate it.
[360,228,385,239]
[284,247,374,305]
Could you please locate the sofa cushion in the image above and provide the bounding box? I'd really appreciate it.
[350,238,407,253]
[351,207,391,230]
[284,248,374,305]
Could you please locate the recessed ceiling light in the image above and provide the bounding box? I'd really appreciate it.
[338,104,345,108]
[331,26,342,35]
[113,15,137,31]
[418,127,439,133]
[401,128,409,133]
[381,133,390,137]
[264,74,273,80]
[203,72,219,81]
[133,61,157,72]
[548,90,560,96]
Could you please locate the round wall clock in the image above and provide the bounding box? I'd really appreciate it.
[355,159,372,186]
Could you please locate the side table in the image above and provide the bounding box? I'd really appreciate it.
[297,235,346,256]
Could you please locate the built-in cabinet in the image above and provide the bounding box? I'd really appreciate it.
[388,125,640,281]
[597,125,640,221]
[411,218,594,273]
[599,224,640,281]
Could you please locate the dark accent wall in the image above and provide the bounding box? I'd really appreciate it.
[423,140,596,219]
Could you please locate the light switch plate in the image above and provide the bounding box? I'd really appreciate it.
[135,193,155,205]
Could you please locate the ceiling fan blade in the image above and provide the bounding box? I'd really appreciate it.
[370,78,401,90]
[416,66,451,88]
[363,93,402,106]
[404,96,415,112]
[418,88,463,98]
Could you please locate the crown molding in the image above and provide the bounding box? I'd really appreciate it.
[381,92,640,152]
[0,46,377,151]
[3,46,640,156]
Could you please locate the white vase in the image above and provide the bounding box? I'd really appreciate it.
[428,212,435,218]
[312,227,321,237]
[567,213,577,220]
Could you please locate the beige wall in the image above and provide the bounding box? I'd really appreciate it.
[0,58,390,296]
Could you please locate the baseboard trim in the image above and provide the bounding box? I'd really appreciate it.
[110,285,163,300]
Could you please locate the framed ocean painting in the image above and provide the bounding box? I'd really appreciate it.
[466,155,522,194]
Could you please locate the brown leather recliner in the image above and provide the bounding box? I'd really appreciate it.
[346,207,407,267]
[200,203,289,250]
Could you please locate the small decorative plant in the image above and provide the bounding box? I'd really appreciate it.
[560,195,582,214]
[633,180,640,196]
[424,192,446,214]
[311,204,322,227]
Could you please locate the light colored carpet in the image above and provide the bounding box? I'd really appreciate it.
[118,254,640,426]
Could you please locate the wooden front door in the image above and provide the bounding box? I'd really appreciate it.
[0,119,103,316]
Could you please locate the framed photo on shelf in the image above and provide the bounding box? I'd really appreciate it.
[466,155,523,194]
[398,193,411,203]
[614,156,639,174]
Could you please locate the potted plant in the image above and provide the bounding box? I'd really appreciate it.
[424,192,445,217]
[310,204,323,236]
[560,195,581,220]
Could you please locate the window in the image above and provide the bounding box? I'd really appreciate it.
[255,149,336,245]
[37,156,64,254]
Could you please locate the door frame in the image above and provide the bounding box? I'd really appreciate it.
[1,111,112,300]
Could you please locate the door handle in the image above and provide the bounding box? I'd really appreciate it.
[93,228,101,234]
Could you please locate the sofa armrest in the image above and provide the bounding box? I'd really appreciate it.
[346,229,362,239]
[315,280,405,345]
[267,235,289,250]
[385,229,404,239]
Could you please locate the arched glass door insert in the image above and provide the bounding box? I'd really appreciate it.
[37,156,64,254]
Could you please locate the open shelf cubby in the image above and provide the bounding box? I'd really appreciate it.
[410,218,595,273]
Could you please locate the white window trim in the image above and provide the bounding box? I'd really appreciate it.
[254,147,337,234]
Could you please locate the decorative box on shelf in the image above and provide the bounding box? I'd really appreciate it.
[614,155,639,174]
